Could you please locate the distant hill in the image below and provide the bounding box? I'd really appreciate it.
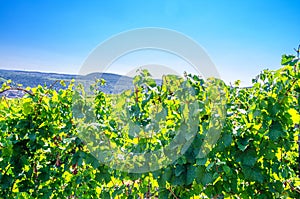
[0,69,136,98]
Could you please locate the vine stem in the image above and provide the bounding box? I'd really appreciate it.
[286,180,300,194]
[278,77,298,105]
[48,80,59,90]
[293,44,300,59]
[0,80,60,97]
[168,186,179,199]
[0,87,33,96]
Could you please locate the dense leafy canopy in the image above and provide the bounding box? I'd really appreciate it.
[0,53,299,198]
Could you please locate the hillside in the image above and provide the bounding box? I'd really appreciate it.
[0,69,135,97]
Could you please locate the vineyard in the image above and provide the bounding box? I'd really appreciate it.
[0,52,299,198]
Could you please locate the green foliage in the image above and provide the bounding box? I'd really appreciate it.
[0,52,299,198]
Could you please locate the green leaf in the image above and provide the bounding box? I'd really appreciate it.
[186,165,195,185]
[1,139,13,157]
[161,167,172,183]
[39,167,50,181]
[201,172,213,185]
[242,166,264,183]
[86,154,100,168]
[28,132,36,142]
[194,166,205,184]
[268,121,283,141]
[1,175,14,189]
[22,101,33,115]
[196,158,207,166]
[100,190,110,198]
[223,165,231,175]
[146,78,156,88]
[237,137,251,151]
[173,173,185,186]
[281,54,296,66]
[206,162,214,171]
[60,80,66,87]
[159,189,170,199]
[242,149,257,167]
[234,80,241,87]
[212,172,219,179]
[175,165,185,176]
[222,133,232,147]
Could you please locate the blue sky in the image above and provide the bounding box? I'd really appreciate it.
[0,0,299,85]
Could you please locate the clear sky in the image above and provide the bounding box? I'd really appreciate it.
[0,0,299,86]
